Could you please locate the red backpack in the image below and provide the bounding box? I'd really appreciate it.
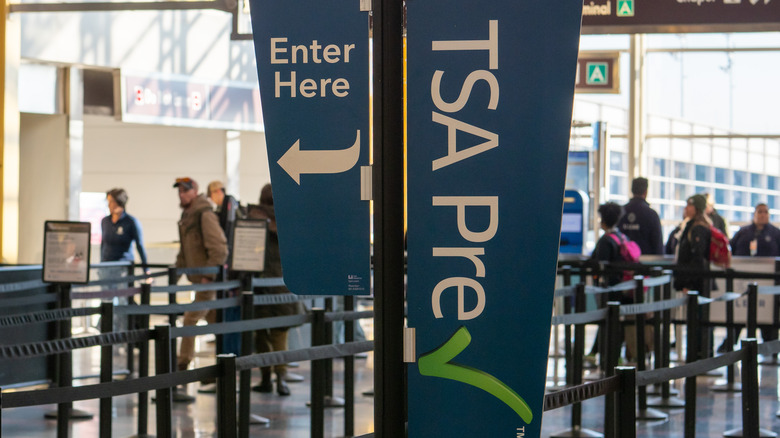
[709,226,731,268]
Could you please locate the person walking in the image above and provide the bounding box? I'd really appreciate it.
[100,188,148,332]
[173,177,228,377]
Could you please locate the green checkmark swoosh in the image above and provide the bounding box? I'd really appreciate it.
[417,326,533,424]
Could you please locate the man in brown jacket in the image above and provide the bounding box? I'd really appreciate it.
[173,177,228,373]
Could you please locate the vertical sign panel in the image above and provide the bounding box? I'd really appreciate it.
[406,1,583,436]
[249,0,370,295]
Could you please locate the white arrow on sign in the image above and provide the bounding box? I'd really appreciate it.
[278,130,361,185]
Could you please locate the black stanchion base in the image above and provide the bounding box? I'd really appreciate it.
[248,414,270,425]
[646,396,686,409]
[306,396,346,408]
[362,388,374,397]
[723,427,777,437]
[711,382,742,393]
[636,407,669,421]
[44,408,94,420]
[125,434,156,438]
[549,426,604,437]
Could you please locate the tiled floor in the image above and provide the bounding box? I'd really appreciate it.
[2,325,780,437]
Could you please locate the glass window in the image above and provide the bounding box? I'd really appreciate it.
[770,196,778,210]
[715,188,727,204]
[769,176,778,191]
[715,167,729,184]
[652,158,667,177]
[733,191,746,207]
[674,184,692,201]
[733,171,747,187]
[651,181,667,199]
[695,165,709,182]
[610,175,627,197]
[751,193,764,208]
[674,162,690,179]
[751,173,763,188]
[610,152,627,172]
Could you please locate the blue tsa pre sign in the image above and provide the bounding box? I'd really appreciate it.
[249,0,370,295]
[406,1,582,436]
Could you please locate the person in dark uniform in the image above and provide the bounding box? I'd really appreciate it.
[730,203,780,257]
[617,177,664,255]
[723,202,780,347]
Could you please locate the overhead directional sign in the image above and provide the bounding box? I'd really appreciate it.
[249,0,370,295]
[406,0,583,436]
[582,0,780,33]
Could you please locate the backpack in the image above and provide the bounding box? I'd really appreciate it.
[609,232,642,263]
[709,226,731,268]
[608,232,642,284]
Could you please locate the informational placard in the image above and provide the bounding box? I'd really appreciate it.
[230,219,268,273]
[43,221,91,284]
[406,1,583,436]
[248,0,370,295]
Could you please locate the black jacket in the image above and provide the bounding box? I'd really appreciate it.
[617,197,664,255]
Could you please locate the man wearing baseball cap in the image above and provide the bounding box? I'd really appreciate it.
[173,177,228,382]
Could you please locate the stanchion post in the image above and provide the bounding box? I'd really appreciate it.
[126,262,136,375]
[215,265,227,356]
[747,283,758,340]
[616,367,637,438]
[57,283,73,438]
[166,267,179,370]
[661,270,673,399]
[726,269,737,383]
[562,266,573,386]
[100,301,114,438]
[651,267,663,372]
[741,338,760,438]
[154,325,173,438]
[238,292,254,438]
[216,354,238,438]
[137,282,152,436]
[310,308,326,438]
[344,295,355,437]
[634,276,648,409]
[324,298,334,400]
[571,283,586,429]
[603,301,621,438]
[685,291,699,438]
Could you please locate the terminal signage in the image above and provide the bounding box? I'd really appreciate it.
[406,0,583,436]
[249,0,370,295]
[582,0,780,34]
[575,51,620,94]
